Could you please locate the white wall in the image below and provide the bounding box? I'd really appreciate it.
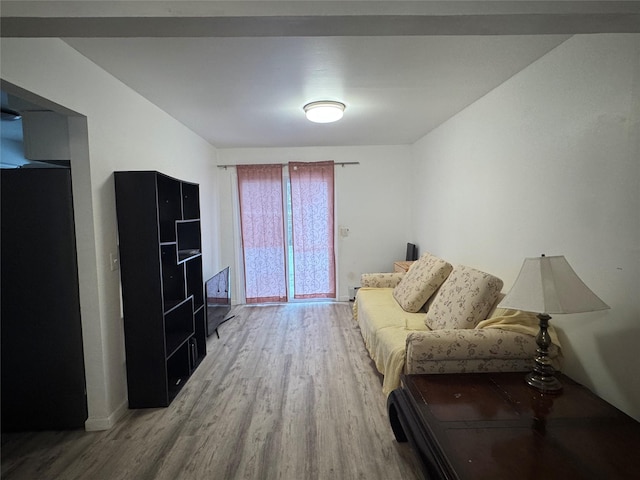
[217,145,413,301]
[1,38,219,429]
[411,34,640,420]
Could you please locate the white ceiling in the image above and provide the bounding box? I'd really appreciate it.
[62,35,569,148]
[3,1,639,149]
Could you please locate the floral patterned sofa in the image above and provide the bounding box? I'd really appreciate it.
[353,252,561,395]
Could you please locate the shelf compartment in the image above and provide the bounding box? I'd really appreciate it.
[164,296,194,358]
[176,220,201,264]
[166,343,190,402]
[182,182,200,220]
[161,244,185,305]
[186,260,204,310]
[157,174,181,243]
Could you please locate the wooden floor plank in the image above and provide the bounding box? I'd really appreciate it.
[1,302,422,480]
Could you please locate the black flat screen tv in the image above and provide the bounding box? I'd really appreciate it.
[205,267,232,338]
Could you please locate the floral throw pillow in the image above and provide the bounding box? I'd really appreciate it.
[425,265,504,330]
[392,253,453,313]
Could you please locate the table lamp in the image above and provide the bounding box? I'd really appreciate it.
[498,255,609,393]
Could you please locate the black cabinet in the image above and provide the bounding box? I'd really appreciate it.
[114,171,206,408]
[1,168,87,431]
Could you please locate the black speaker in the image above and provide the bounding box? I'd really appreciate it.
[406,243,418,261]
[188,337,198,373]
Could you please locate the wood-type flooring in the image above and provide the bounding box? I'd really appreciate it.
[1,302,423,480]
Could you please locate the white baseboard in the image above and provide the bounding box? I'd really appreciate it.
[84,398,128,431]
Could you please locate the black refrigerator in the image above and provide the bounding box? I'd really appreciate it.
[1,168,88,431]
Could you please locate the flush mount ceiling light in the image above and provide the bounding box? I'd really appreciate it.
[303,101,345,123]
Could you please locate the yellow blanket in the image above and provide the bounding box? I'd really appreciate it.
[353,288,428,394]
[476,308,562,350]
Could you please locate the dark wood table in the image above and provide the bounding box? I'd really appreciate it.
[388,372,640,480]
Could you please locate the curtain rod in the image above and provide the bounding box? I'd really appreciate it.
[217,161,360,170]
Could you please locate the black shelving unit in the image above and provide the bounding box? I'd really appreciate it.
[114,171,206,408]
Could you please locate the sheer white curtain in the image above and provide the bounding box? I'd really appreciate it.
[289,161,336,299]
[236,164,287,303]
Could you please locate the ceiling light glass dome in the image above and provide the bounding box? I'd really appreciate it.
[303,101,345,123]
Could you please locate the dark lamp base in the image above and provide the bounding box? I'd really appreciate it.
[526,312,563,394]
[526,371,563,394]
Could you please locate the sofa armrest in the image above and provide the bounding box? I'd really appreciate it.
[405,328,561,374]
[360,272,405,288]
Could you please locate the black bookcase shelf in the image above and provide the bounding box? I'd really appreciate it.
[177,219,202,263]
[115,171,207,408]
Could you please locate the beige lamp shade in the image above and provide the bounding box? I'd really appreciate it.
[498,255,610,314]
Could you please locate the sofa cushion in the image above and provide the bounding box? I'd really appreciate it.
[355,288,418,331]
[392,253,453,313]
[425,265,503,330]
[361,272,405,288]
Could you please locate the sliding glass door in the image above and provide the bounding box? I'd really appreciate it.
[237,164,287,303]
[237,162,335,302]
[289,161,336,299]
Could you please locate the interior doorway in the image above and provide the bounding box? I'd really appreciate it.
[0,83,96,430]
